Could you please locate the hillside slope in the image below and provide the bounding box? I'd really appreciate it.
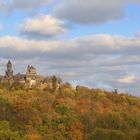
[0,86,140,140]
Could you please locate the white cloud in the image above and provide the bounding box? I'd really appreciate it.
[117,76,136,84]
[0,36,60,52]
[1,34,140,55]
[20,15,68,38]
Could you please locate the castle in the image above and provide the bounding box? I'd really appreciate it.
[0,60,61,89]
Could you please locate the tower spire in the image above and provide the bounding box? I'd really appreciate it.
[5,60,13,84]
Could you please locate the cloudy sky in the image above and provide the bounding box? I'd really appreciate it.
[0,0,140,96]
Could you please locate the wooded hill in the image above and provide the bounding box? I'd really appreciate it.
[0,83,140,140]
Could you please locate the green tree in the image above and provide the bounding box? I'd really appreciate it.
[0,121,22,140]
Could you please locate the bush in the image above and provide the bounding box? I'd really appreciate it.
[0,121,22,140]
[88,128,128,140]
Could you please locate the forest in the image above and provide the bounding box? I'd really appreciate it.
[0,83,140,140]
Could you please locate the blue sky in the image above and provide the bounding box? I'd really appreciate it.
[1,2,140,37]
[0,0,140,96]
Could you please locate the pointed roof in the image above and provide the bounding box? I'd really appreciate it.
[7,60,12,66]
[30,65,35,69]
[8,60,11,64]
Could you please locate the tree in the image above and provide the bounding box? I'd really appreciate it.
[0,121,22,140]
[88,128,127,140]
[52,76,57,92]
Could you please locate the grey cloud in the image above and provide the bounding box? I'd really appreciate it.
[0,33,140,96]
[53,0,139,25]
[0,0,52,13]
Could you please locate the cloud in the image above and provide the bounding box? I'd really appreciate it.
[132,0,140,3]
[0,36,60,53]
[53,0,140,25]
[0,33,140,96]
[117,76,136,84]
[135,31,140,38]
[20,15,68,38]
[0,24,3,31]
[0,0,52,13]
[0,34,140,61]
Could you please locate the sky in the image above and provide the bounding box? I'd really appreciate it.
[0,0,140,96]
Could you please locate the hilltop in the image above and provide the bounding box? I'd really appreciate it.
[0,60,61,90]
[0,83,140,140]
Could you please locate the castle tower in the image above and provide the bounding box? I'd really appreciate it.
[26,65,37,88]
[26,65,36,78]
[5,60,13,84]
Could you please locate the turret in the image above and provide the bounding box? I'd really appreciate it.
[5,60,13,84]
[25,65,37,88]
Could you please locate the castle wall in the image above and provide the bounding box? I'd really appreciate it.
[0,61,61,90]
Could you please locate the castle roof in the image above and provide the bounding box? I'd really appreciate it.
[30,65,35,69]
[7,60,12,66]
[14,73,26,81]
